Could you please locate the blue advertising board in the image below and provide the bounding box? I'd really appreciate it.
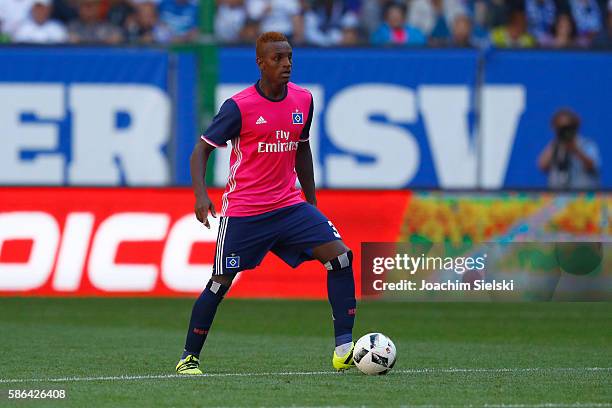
[216,48,481,189]
[0,47,195,186]
[485,50,611,188]
[216,47,610,189]
[1,47,609,188]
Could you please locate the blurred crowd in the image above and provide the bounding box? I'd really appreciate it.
[216,0,612,48]
[0,0,611,48]
[0,0,199,44]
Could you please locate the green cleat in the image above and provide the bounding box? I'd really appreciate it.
[332,342,356,371]
[176,355,203,375]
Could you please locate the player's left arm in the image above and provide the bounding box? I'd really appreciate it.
[296,94,316,206]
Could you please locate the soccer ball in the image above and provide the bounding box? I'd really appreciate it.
[353,333,397,375]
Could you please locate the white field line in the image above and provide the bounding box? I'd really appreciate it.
[484,405,612,408]
[0,367,610,384]
[279,405,612,408]
[484,402,612,408]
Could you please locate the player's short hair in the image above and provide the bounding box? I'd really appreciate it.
[256,32,289,57]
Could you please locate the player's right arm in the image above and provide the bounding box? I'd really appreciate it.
[191,98,242,228]
[190,140,217,228]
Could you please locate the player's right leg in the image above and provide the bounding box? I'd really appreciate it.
[176,216,237,375]
[176,214,276,374]
[176,273,235,375]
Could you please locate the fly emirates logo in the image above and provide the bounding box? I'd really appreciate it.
[257,130,299,153]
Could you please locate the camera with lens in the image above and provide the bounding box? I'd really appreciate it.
[556,124,578,143]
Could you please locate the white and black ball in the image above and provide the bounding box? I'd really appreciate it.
[353,333,397,375]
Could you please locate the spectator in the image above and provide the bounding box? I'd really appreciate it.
[107,0,135,28]
[51,0,78,24]
[304,0,357,46]
[0,0,35,36]
[408,0,466,38]
[549,13,577,47]
[360,0,385,36]
[593,0,612,47]
[344,0,361,12]
[158,0,199,43]
[569,0,602,45]
[462,1,490,44]
[484,0,510,28]
[339,11,361,45]
[245,0,303,42]
[214,0,246,43]
[0,18,7,40]
[525,0,556,45]
[238,17,259,43]
[538,108,600,189]
[124,0,170,43]
[68,0,122,43]
[430,0,453,44]
[473,0,488,27]
[490,7,536,47]
[13,0,68,43]
[371,2,425,45]
[450,13,475,46]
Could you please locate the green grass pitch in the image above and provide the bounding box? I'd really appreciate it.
[0,298,610,407]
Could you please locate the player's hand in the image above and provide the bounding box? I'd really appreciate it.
[194,195,217,229]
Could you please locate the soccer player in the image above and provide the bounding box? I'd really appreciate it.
[175,32,357,375]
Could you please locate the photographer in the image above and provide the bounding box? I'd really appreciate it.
[538,108,600,189]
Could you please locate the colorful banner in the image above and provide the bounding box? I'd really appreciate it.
[358,192,612,301]
[2,188,610,299]
[0,188,410,298]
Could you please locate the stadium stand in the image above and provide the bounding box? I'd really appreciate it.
[0,0,610,47]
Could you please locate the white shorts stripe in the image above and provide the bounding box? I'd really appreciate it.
[218,216,229,275]
[217,218,227,276]
[213,218,223,275]
[214,218,226,276]
[215,217,229,275]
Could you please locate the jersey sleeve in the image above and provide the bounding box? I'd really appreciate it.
[299,95,314,142]
[201,99,241,148]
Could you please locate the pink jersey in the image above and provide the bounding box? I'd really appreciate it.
[201,82,314,217]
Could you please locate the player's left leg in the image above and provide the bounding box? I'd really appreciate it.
[312,240,357,371]
[269,203,356,370]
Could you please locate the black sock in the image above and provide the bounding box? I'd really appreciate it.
[327,263,356,347]
[182,280,229,358]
